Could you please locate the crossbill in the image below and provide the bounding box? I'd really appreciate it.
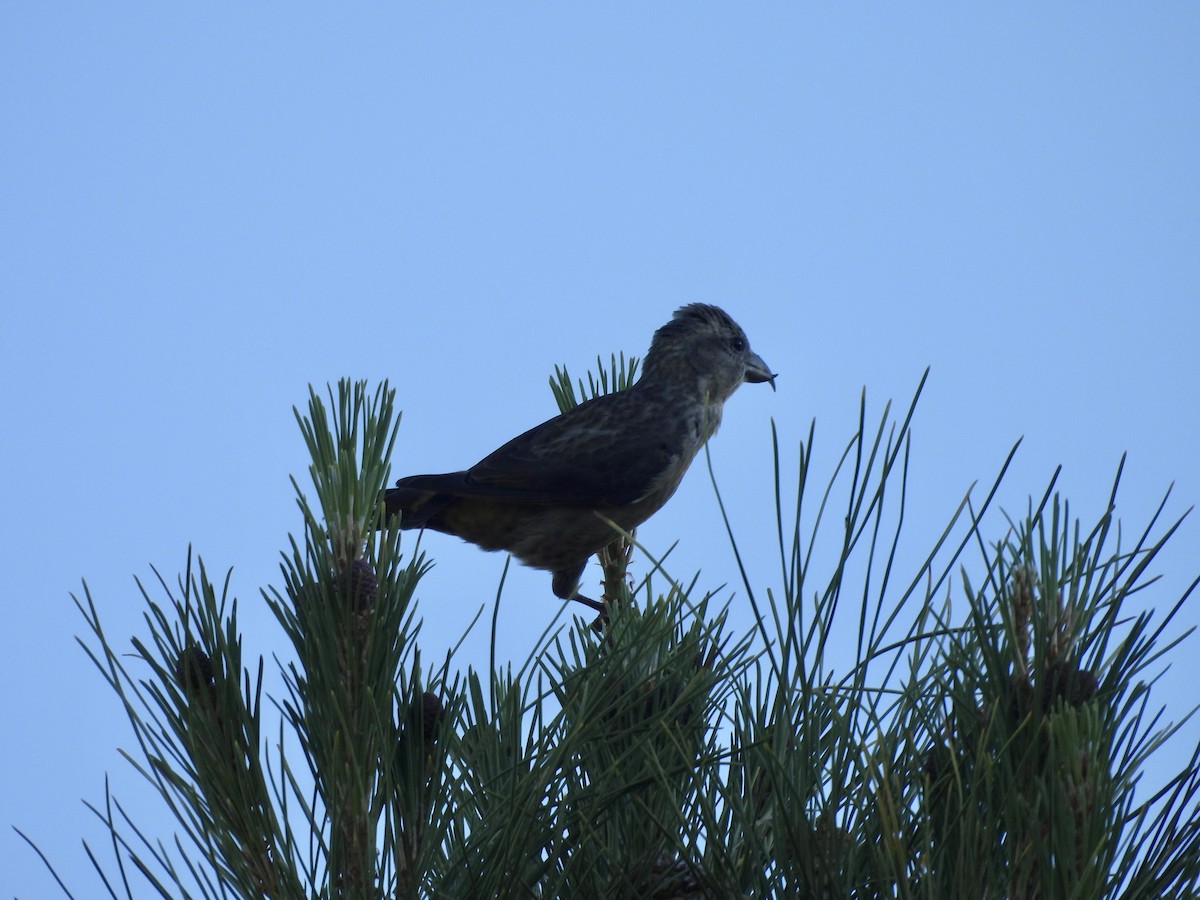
[384,304,774,610]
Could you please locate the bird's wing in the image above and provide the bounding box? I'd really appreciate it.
[401,391,679,508]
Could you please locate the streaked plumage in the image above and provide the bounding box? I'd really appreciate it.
[384,304,774,609]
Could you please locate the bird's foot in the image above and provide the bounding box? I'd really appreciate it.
[571,592,606,613]
[572,592,620,633]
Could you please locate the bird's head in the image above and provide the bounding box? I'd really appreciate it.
[642,303,776,403]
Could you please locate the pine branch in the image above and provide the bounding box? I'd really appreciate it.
[22,370,1197,900]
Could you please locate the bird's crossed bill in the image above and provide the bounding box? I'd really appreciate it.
[383,303,774,613]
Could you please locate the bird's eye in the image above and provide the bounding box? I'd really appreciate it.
[730,336,746,352]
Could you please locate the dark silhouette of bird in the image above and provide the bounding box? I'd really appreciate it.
[383,304,774,611]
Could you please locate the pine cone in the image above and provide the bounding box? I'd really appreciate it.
[628,854,708,899]
[1042,660,1098,709]
[421,691,443,745]
[336,557,378,611]
[176,645,215,701]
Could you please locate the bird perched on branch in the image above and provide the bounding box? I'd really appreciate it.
[383,303,775,612]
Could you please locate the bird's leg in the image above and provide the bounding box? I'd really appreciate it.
[552,566,601,609]
[553,565,610,631]
[569,592,605,613]
[565,589,610,634]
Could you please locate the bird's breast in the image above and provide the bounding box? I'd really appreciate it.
[633,401,723,509]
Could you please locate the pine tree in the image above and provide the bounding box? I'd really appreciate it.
[23,371,1200,899]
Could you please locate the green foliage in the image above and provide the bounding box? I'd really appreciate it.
[550,352,645,611]
[28,372,1200,899]
[549,352,640,415]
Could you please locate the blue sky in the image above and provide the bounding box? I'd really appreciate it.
[3,5,1198,895]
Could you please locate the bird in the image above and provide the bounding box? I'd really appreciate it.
[383,303,774,612]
